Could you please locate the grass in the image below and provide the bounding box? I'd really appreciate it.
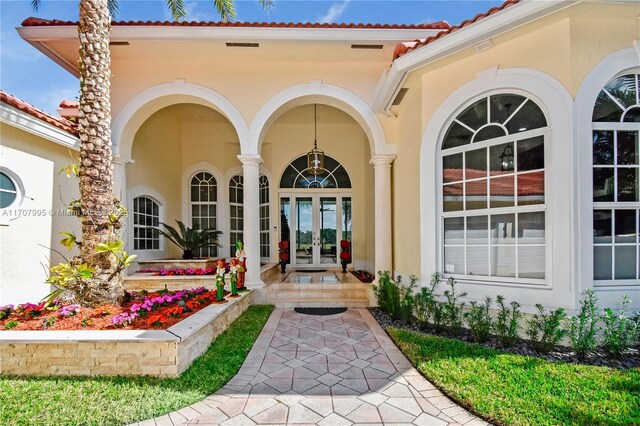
[387,327,640,426]
[0,304,275,426]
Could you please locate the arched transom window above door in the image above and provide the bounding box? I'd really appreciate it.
[280,154,351,189]
[441,93,548,281]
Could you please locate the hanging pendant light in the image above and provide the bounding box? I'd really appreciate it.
[307,104,325,174]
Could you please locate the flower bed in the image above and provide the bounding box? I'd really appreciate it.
[0,287,224,331]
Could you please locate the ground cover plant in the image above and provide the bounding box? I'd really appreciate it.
[0,287,229,331]
[0,304,274,426]
[388,327,640,426]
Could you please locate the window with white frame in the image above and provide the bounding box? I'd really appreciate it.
[0,171,19,209]
[133,196,160,250]
[229,175,243,256]
[441,94,548,280]
[190,172,218,258]
[259,175,270,260]
[592,72,640,282]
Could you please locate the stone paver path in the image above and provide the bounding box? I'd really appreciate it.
[138,309,488,426]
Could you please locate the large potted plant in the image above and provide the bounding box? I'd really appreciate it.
[153,221,222,260]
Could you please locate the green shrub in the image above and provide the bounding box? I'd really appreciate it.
[414,273,440,327]
[442,277,466,336]
[494,295,521,348]
[373,271,415,321]
[568,289,600,359]
[526,304,566,353]
[601,295,638,358]
[464,296,493,343]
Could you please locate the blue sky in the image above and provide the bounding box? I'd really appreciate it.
[0,0,502,115]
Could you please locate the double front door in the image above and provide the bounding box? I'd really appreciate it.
[280,193,352,268]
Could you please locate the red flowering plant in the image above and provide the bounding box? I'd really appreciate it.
[16,302,46,319]
[147,314,167,327]
[339,240,351,273]
[278,240,290,272]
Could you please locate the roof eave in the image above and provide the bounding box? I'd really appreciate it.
[373,0,581,116]
[1,103,80,150]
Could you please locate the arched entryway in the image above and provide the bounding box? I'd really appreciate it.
[279,153,353,268]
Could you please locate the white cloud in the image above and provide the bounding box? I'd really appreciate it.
[318,0,351,24]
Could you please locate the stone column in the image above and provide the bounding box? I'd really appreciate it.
[370,155,396,276]
[238,155,263,287]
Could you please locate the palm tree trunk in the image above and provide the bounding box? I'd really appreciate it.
[75,0,124,305]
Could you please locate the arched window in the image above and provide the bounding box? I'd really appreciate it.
[190,172,217,258]
[280,154,351,189]
[592,72,640,281]
[441,94,547,280]
[0,171,19,209]
[229,175,243,256]
[259,175,270,260]
[133,196,160,251]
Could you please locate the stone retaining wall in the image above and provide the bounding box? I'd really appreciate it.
[0,291,252,378]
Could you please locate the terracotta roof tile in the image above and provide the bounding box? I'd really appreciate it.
[21,17,450,30]
[393,0,520,60]
[0,90,78,136]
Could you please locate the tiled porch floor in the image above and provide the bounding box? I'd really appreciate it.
[136,309,488,426]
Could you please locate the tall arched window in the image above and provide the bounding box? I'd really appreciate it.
[190,172,217,258]
[133,196,161,251]
[441,94,548,280]
[229,175,243,256]
[592,72,640,282]
[259,175,270,260]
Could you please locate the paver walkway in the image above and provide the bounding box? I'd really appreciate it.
[139,309,488,426]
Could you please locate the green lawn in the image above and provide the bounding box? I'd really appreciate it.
[388,327,640,426]
[0,305,275,426]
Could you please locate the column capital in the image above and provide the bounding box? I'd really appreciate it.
[237,155,263,166]
[369,154,396,167]
[112,156,134,165]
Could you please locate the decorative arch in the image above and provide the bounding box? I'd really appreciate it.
[279,153,352,189]
[575,47,640,302]
[420,68,574,303]
[248,81,395,157]
[112,81,249,159]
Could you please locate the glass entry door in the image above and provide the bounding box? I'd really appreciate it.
[282,193,345,268]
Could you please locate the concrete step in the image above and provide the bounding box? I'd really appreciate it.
[267,282,370,308]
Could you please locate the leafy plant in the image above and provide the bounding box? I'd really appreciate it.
[465,297,493,343]
[0,305,14,321]
[601,296,638,358]
[568,289,600,358]
[494,295,522,348]
[442,277,467,336]
[526,304,567,353]
[372,271,416,321]
[414,273,440,328]
[153,220,222,259]
[44,316,57,329]
[81,318,94,328]
[4,320,20,329]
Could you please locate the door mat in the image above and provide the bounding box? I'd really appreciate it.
[294,307,348,316]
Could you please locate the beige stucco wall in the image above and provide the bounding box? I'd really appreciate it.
[0,123,80,304]
[392,3,640,278]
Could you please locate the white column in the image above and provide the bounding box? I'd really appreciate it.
[238,155,263,287]
[111,156,133,204]
[370,155,396,276]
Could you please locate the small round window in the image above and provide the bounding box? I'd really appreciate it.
[0,172,18,208]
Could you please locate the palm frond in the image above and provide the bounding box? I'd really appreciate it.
[165,0,187,21]
[213,0,236,22]
[31,0,40,11]
[108,0,119,18]
[258,0,275,12]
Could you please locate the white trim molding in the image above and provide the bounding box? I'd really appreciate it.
[574,47,640,309]
[112,80,249,159]
[248,81,396,157]
[420,67,575,311]
[0,104,79,149]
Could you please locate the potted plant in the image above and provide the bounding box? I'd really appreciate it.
[340,240,351,273]
[152,221,222,259]
[278,240,290,273]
